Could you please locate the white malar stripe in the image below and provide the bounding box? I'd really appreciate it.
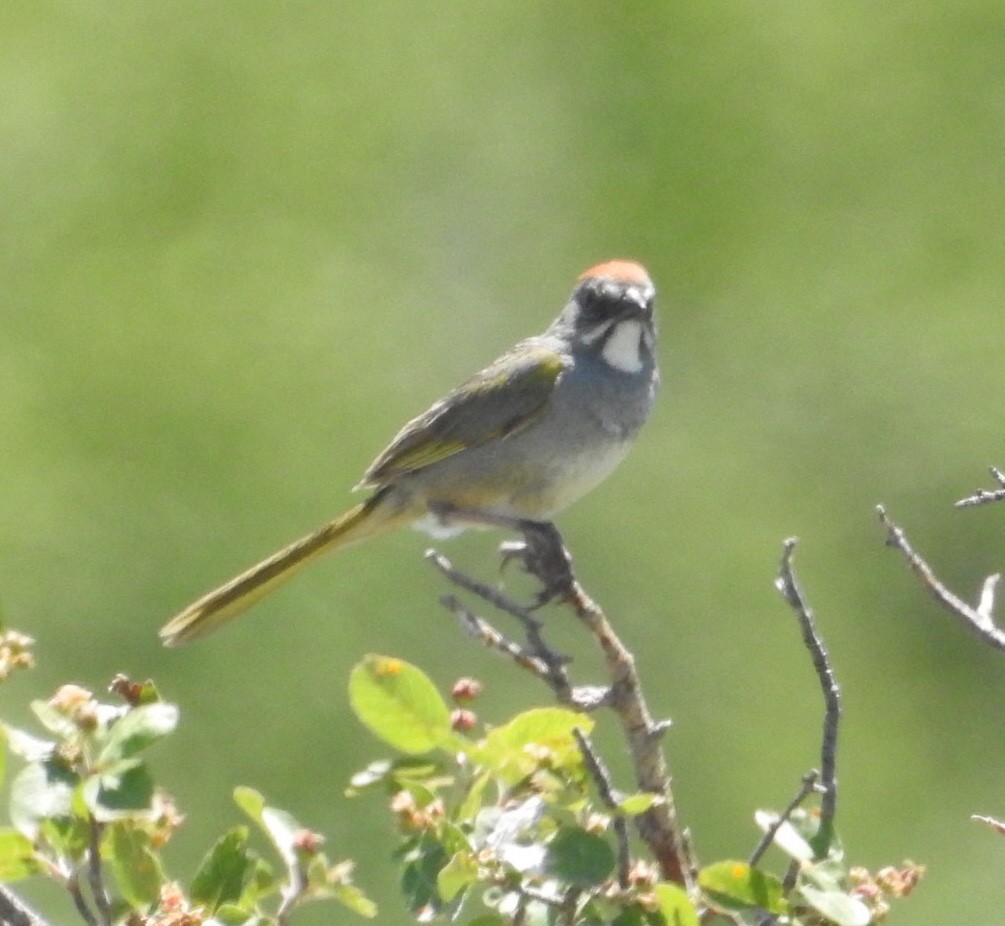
[601,319,644,373]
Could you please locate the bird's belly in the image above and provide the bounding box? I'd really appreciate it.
[403,432,632,532]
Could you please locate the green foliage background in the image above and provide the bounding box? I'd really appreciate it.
[3,3,1005,923]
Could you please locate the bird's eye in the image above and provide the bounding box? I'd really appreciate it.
[577,284,614,322]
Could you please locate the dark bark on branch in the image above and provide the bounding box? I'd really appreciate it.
[428,516,692,889]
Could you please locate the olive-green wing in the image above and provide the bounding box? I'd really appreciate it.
[359,344,565,487]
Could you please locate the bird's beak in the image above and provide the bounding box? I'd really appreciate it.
[623,285,653,317]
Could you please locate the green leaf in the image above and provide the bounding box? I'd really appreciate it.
[331,881,379,918]
[30,699,80,738]
[699,861,786,915]
[754,810,814,862]
[41,816,90,861]
[480,708,593,781]
[9,759,77,839]
[191,827,255,912]
[611,908,646,926]
[457,769,491,823]
[83,760,155,821]
[349,655,453,754]
[543,827,615,887]
[209,903,264,925]
[2,725,54,762]
[105,824,164,907]
[0,828,44,880]
[398,833,448,914]
[798,883,871,926]
[437,850,479,902]
[260,806,303,866]
[346,757,440,795]
[618,792,660,816]
[96,703,179,766]
[232,787,266,825]
[652,883,700,926]
[233,787,308,868]
[346,759,394,793]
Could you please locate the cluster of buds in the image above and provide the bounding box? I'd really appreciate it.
[850,861,924,920]
[389,789,445,832]
[0,628,35,680]
[127,882,204,926]
[450,676,483,732]
[49,683,101,731]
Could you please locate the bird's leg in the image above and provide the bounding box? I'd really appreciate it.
[426,503,576,606]
[508,520,576,606]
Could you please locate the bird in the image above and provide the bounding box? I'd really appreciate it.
[160,259,660,646]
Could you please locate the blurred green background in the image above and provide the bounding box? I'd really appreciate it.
[3,2,1005,922]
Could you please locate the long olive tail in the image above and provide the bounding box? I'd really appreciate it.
[159,488,411,646]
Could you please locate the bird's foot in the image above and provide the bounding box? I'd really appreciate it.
[500,520,576,606]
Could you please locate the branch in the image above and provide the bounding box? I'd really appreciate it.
[86,818,111,926]
[429,558,610,712]
[428,517,691,889]
[749,770,821,867]
[955,465,1005,508]
[0,885,50,926]
[774,539,840,834]
[573,727,631,890]
[877,505,1005,649]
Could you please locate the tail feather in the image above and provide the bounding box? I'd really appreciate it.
[160,489,410,646]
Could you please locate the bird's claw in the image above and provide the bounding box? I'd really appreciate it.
[497,521,575,606]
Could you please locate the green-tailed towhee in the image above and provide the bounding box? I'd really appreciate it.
[160,260,659,645]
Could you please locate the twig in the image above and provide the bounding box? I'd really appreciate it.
[774,539,840,838]
[67,878,97,926]
[276,865,308,926]
[877,505,1005,649]
[437,593,610,711]
[428,551,575,697]
[573,727,632,889]
[972,814,1005,836]
[86,817,111,926]
[429,518,690,889]
[0,885,50,926]
[955,465,1005,508]
[748,770,820,867]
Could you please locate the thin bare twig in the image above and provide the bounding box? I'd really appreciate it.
[972,814,1005,836]
[276,865,308,926]
[427,551,575,699]
[428,518,690,889]
[573,727,632,889]
[749,770,821,867]
[774,539,840,836]
[86,817,111,926]
[877,505,1005,649]
[955,465,1005,508]
[0,885,50,926]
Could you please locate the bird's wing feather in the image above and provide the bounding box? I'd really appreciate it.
[359,344,565,486]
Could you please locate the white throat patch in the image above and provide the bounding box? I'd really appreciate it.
[600,319,645,373]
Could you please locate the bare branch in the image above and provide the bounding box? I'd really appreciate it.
[774,539,840,831]
[430,553,608,711]
[573,727,632,889]
[428,517,692,889]
[972,813,1005,836]
[67,879,98,926]
[877,505,1005,649]
[955,465,1005,508]
[86,818,111,926]
[749,770,821,867]
[0,885,50,926]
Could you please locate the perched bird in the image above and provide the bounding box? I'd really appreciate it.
[160,260,660,645]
